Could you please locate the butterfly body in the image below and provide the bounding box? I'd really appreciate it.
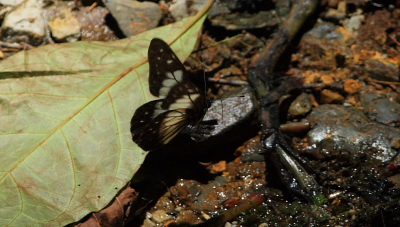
[131,38,206,151]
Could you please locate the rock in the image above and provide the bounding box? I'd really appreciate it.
[190,0,208,13]
[306,105,400,162]
[320,89,344,104]
[103,0,161,37]
[170,0,188,20]
[365,59,399,82]
[344,14,365,33]
[344,79,362,95]
[258,223,269,227]
[0,0,24,6]
[194,86,258,151]
[324,8,346,21]
[142,218,156,227]
[0,0,47,45]
[361,93,400,127]
[175,210,201,225]
[170,0,208,20]
[288,92,313,117]
[48,9,81,42]
[324,1,346,21]
[151,210,173,223]
[306,23,337,40]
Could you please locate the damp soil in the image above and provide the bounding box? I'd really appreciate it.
[128,2,400,227]
[4,0,399,226]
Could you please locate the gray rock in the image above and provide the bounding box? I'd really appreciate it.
[306,105,400,162]
[364,59,399,82]
[103,0,161,37]
[306,23,336,40]
[361,93,400,127]
[195,86,258,150]
[170,0,188,20]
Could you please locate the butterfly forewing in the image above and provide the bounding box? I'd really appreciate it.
[131,38,206,151]
[161,78,205,111]
[148,38,188,98]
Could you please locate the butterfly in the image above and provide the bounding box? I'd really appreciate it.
[130,38,207,151]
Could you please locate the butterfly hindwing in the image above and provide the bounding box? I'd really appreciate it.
[141,109,190,150]
[131,107,191,151]
[131,38,206,151]
[130,99,165,143]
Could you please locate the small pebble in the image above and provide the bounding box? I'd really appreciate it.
[151,210,173,223]
[258,223,269,227]
[344,79,362,95]
[142,218,156,227]
[320,89,344,104]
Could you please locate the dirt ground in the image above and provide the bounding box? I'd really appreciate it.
[5,0,397,226]
[128,1,400,227]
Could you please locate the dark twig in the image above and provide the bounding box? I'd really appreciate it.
[248,0,321,202]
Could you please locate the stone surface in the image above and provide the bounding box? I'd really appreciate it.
[103,0,161,37]
[0,0,24,6]
[48,8,81,42]
[170,0,188,20]
[151,210,173,223]
[0,0,47,45]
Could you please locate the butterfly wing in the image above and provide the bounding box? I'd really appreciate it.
[134,109,191,151]
[131,99,192,151]
[148,38,189,98]
[131,38,206,151]
[148,38,205,114]
[131,99,165,144]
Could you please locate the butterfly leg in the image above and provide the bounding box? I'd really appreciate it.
[185,119,217,141]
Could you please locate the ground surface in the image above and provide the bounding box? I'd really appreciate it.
[2,0,400,226]
[128,1,400,227]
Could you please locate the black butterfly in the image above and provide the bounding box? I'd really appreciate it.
[131,38,206,151]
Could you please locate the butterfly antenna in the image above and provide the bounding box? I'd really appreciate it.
[203,70,207,94]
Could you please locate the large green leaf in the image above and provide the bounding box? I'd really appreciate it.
[0,12,207,227]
